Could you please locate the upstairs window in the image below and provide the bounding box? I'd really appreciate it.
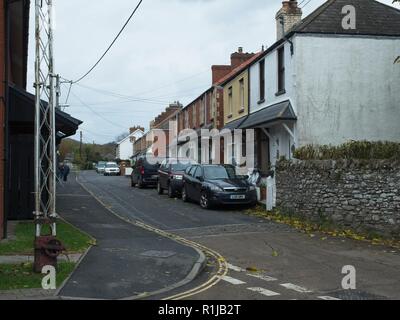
[193,105,197,128]
[239,78,245,109]
[259,60,265,102]
[200,97,205,125]
[277,46,285,94]
[228,86,233,117]
[185,110,189,129]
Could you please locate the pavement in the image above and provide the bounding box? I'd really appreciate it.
[75,170,400,300]
[55,172,204,300]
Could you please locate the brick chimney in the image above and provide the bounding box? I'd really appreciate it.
[211,65,232,85]
[230,47,254,68]
[130,126,145,134]
[276,0,302,40]
[211,47,255,84]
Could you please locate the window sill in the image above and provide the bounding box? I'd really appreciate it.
[275,89,286,97]
[257,99,265,105]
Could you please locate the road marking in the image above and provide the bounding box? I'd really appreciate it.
[318,296,341,300]
[247,287,281,297]
[280,283,313,293]
[220,275,246,285]
[247,273,277,282]
[227,263,246,272]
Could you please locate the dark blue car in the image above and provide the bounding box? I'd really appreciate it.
[182,164,257,209]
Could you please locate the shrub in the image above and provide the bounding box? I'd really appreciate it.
[294,141,400,160]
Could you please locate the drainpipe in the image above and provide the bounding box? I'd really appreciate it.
[279,16,294,55]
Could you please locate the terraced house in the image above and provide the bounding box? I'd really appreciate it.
[174,48,256,164]
[230,0,400,173]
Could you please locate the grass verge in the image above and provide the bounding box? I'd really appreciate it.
[246,206,400,250]
[0,262,75,291]
[0,221,95,256]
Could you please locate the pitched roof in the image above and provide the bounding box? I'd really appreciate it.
[247,0,400,70]
[293,0,400,37]
[217,51,264,86]
[117,129,144,145]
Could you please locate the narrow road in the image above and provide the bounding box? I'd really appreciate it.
[74,171,400,300]
[57,173,204,300]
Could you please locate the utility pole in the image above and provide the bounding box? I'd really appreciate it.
[80,131,83,160]
[34,0,64,273]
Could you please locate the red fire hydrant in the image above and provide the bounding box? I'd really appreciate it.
[34,236,65,273]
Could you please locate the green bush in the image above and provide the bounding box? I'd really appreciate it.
[294,141,400,160]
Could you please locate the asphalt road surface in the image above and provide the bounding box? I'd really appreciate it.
[70,171,400,300]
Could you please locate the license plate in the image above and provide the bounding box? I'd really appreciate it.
[231,195,246,200]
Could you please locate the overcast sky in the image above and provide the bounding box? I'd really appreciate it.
[27,0,396,144]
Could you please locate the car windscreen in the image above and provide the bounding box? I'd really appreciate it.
[203,166,236,180]
[171,162,191,172]
[106,164,118,168]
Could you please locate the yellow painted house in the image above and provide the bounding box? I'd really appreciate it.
[220,52,262,127]
[223,69,249,124]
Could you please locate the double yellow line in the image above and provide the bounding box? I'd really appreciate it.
[75,174,228,300]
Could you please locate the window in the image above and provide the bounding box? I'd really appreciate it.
[211,93,216,120]
[239,78,245,109]
[259,60,265,102]
[203,166,236,180]
[188,166,197,177]
[228,86,233,116]
[277,46,285,93]
[193,105,197,128]
[185,110,189,129]
[200,97,205,125]
[194,166,203,179]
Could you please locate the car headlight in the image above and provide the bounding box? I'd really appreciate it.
[208,184,223,192]
[248,185,256,191]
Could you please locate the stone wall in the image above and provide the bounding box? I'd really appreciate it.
[276,159,400,238]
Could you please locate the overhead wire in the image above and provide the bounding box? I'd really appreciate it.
[71,0,144,84]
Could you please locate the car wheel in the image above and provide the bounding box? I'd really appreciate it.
[200,191,211,210]
[168,184,175,198]
[157,181,164,195]
[182,186,189,202]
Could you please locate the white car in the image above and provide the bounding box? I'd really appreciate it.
[104,162,120,176]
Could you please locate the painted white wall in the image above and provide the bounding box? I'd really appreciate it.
[249,39,297,115]
[295,34,400,146]
[117,130,144,160]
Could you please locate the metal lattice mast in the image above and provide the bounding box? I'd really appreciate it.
[34,0,57,237]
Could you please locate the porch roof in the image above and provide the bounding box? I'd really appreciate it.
[239,100,297,129]
[222,117,248,130]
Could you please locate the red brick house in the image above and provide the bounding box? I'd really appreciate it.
[175,48,256,164]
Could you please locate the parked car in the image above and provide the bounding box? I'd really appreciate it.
[96,161,107,174]
[157,158,195,198]
[131,155,161,188]
[104,162,120,176]
[182,164,257,209]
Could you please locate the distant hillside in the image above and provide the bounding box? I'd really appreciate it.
[59,138,117,168]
